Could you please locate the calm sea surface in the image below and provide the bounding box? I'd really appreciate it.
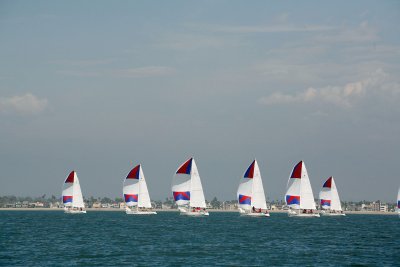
[0,211,399,266]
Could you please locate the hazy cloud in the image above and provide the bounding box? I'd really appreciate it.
[259,69,400,108]
[57,66,176,78]
[316,21,378,44]
[111,66,176,78]
[155,33,228,50]
[0,93,48,115]
[213,24,335,34]
[50,59,114,66]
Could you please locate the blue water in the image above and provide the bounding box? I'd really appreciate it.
[0,211,399,266]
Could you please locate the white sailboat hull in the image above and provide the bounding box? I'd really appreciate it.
[64,207,86,214]
[320,210,345,216]
[179,207,209,216]
[126,210,157,215]
[125,207,157,215]
[181,211,209,216]
[238,208,270,217]
[288,210,320,217]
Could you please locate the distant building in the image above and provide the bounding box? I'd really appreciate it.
[380,203,388,212]
[361,201,385,212]
[222,202,237,210]
[92,202,101,208]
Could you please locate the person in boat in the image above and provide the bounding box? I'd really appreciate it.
[192,208,196,212]
[303,209,306,213]
[252,206,255,212]
[258,208,262,213]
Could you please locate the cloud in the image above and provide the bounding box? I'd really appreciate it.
[110,66,176,78]
[0,93,48,115]
[259,69,400,108]
[213,24,335,34]
[315,21,378,44]
[50,59,114,66]
[155,33,228,50]
[57,66,176,78]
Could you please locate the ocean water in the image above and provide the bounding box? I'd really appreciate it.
[0,211,399,266]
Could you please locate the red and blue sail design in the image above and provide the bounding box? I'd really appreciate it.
[124,194,138,203]
[173,191,190,201]
[321,199,331,206]
[286,195,300,205]
[238,194,251,205]
[398,201,400,209]
[63,196,73,204]
[244,160,255,178]
[126,165,140,179]
[323,177,332,188]
[290,161,302,179]
[176,158,192,175]
[65,171,75,183]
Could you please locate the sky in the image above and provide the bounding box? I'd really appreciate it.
[0,1,399,202]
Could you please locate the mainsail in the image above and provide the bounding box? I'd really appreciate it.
[172,158,206,208]
[319,176,342,211]
[62,171,85,208]
[285,161,316,210]
[237,160,267,210]
[123,165,152,208]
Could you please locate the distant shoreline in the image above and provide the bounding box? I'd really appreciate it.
[0,208,397,215]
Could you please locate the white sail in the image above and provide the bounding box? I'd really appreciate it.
[62,171,85,208]
[319,176,342,211]
[397,187,400,213]
[237,160,267,210]
[252,160,267,209]
[189,159,206,208]
[330,178,342,211]
[285,161,316,210]
[137,166,152,208]
[172,158,206,208]
[123,164,153,208]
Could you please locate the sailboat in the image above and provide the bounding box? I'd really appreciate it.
[319,176,345,216]
[172,157,209,216]
[397,187,400,217]
[123,164,157,215]
[285,161,320,217]
[237,159,270,217]
[62,171,86,214]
